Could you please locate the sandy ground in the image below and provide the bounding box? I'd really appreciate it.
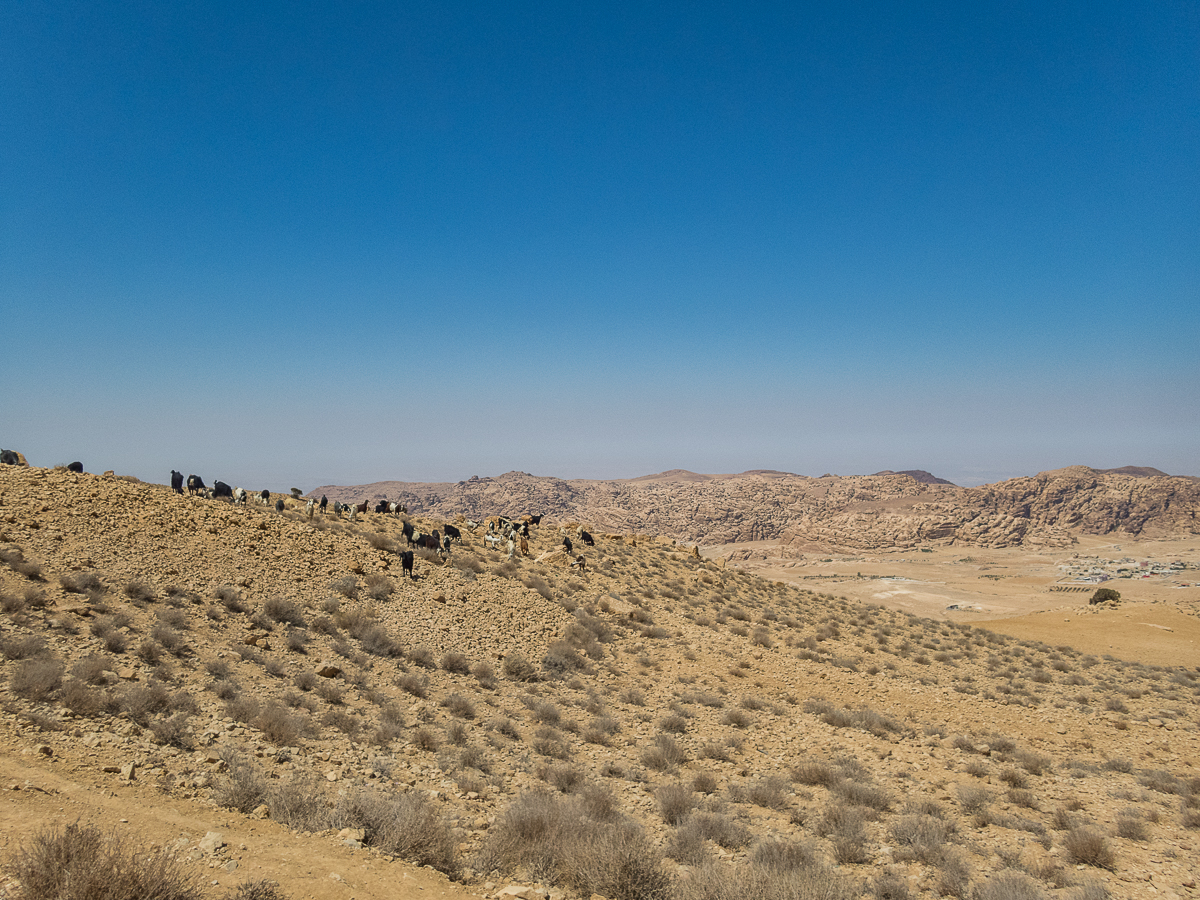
[706,535,1200,669]
[0,751,481,900]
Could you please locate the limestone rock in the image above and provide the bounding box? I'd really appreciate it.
[198,832,225,853]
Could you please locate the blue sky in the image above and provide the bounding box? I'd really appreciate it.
[2,1,1197,489]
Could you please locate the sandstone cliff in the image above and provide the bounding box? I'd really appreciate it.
[313,466,1200,551]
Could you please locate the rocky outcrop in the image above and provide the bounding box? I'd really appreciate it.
[314,466,1200,551]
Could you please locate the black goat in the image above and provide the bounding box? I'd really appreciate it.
[401,550,415,579]
[212,481,234,500]
[170,470,184,494]
[66,461,83,474]
[187,475,206,495]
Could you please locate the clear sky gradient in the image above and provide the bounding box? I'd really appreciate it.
[3,2,1197,489]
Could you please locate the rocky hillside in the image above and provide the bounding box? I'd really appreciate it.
[2,464,1199,900]
[314,466,1200,551]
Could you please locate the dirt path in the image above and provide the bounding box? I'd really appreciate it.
[0,750,483,900]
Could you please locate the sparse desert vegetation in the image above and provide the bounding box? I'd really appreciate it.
[0,464,1197,900]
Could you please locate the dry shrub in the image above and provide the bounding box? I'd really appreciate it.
[61,571,104,595]
[256,702,305,745]
[263,595,306,626]
[721,708,752,728]
[999,767,1028,788]
[476,791,668,900]
[543,763,585,793]
[692,811,751,850]
[0,590,25,614]
[871,870,912,900]
[365,532,394,553]
[1139,769,1185,794]
[791,759,840,787]
[215,585,248,612]
[522,573,554,600]
[363,572,394,600]
[532,727,568,759]
[442,693,476,719]
[889,815,950,864]
[817,802,869,854]
[0,547,44,580]
[226,882,290,900]
[936,848,972,899]
[641,734,687,772]
[503,653,539,682]
[412,727,439,752]
[803,697,904,738]
[408,644,437,668]
[973,871,1045,900]
[150,623,186,656]
[60,679,107,717]
[452,554,484,575]
[580,783,621,822]
[314,680,343,704]
[441,651,470,674]
[397,673,428,698]
[213,757,268,813]
[1017,750,1052,775]
[123,581,156,604]
[660,714,688,734]
[148,712,194,749]
[956,784,991,814]
[657,782,696,824]
[472,661,497,688]
[357,624,403,657]
[2,633,47,660]
[329,576,359,599]
[267,777,333,832]
[749,837,820,874]
[542,640,590,677]
[1115,815,1149,841]
[9,822,202,900]
[1064,827,1116,870]
[834,779,892,812]
[9,656,63,701]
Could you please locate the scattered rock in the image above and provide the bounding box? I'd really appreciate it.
[198,832,225,853]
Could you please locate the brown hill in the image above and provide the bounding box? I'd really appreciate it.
[1,465,1199,900]
[314,466,1200,551]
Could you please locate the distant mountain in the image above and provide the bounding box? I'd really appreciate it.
[871,469,956,486]
[1094,466,1170,478]
[311,465,1200,550]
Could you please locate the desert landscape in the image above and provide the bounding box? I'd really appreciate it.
[0,459,1198,900]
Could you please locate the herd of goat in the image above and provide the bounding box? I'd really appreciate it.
[167,470,595,577]
[0,454,599,579]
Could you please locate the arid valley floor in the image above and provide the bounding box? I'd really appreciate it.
[0,464,1197,900]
